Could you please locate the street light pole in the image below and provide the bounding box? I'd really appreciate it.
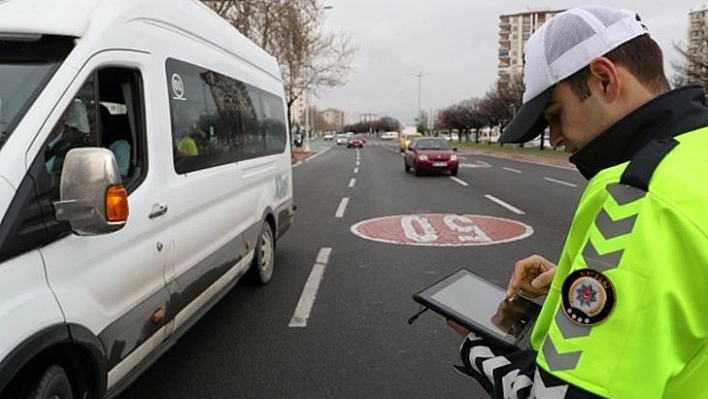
[303,88,310,151]
[412,71,430,129]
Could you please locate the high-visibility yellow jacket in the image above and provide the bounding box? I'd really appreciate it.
[532,127,708,398]
[458,86,708,399]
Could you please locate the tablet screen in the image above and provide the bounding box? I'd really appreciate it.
[413,269,541,349]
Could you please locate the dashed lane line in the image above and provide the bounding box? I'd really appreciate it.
[289,247,332,328]
[450,176,469,186]
[502,167,522,173]
[485,194,525,215]
[335,197,349,218]
[544,177,578,187]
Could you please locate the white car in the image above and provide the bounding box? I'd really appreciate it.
[336,133,349,145]
[381,131,399,140]
[324,133,333,140]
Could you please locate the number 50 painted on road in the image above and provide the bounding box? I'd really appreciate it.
[351,214,533,247]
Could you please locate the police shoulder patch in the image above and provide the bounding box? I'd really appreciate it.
[561,268,615,326]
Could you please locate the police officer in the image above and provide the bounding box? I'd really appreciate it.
[450,5,708,398]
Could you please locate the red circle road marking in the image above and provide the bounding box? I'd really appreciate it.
[350,214,533,247]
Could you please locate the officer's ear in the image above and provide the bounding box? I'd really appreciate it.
[589,57,620,103]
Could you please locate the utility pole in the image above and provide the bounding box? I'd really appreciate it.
[303,87,310,151]
[412,71,430,128]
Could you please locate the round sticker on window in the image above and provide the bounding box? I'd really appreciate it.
[171,73,185,100]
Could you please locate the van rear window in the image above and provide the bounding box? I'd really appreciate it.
[0,35,74,151]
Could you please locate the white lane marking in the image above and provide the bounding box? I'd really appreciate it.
[503,167,522,173]
[485,194,525,215]
[335,197,349,218]
[544,177,578,187]
[348,178,356,188]
[316,247,332,264]
[450,176,469,186]
[356,160,360,166]
[354,167,359,174]
[289,247,332,327]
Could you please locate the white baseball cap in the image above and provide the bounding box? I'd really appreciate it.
[499,5,649,144]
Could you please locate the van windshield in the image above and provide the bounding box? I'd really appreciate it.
[0,35,74,151]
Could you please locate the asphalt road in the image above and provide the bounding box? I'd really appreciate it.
[118,139,585,399]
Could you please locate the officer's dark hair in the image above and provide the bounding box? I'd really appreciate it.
[564,34,671,102]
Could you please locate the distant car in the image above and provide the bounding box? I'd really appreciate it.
[399,132,423,152]
[381,131,399,140]
[347,135,365,148]
[404,137,459,176]
[335,133,349,145]
[324,133,333,141]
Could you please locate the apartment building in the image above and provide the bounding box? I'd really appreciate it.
[320,108,345,128]
[687,7,708,80]
[497,8,563,90]
[290,89,309,128]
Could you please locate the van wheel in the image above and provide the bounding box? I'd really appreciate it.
[27,365,73,399]
[451,168,458,176]
[413,163,421,176]
[249,222,275,285]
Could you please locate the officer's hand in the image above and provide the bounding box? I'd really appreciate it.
[446,319,471,338]
[505,255,556,299]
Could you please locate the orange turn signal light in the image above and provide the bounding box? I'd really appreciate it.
[152,308,165,324]
[105,184,129,222]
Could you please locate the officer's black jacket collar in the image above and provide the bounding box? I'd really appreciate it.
[569,85,708,180]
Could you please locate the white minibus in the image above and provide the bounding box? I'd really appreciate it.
[0,0,294,397]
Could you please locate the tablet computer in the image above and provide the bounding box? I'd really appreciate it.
[413,268,541,350]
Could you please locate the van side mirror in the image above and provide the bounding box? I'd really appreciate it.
[54,148,129,235]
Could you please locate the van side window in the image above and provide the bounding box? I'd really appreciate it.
[42,67,146,197]
[97,67,146,189]
[166,58,287,174]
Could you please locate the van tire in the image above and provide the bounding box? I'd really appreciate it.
[249,222,274,285]
[27,365,73,399]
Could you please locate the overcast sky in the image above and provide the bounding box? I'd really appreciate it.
[313,1,706,126]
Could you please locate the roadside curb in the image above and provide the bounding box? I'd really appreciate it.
[292,145,331,167]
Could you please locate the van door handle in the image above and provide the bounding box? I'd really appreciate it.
[149,203,168,219]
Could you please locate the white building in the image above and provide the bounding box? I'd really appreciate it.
[320,108,344,128]
[291,89,309,129]
[498,9,563,90]
[687,7,708,81]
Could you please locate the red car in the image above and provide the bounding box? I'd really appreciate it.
[404,137,459,176]
[347,135,365,148]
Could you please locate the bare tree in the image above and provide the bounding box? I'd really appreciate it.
[342,116,401,135]
[477,74,526,144]
[202,1,356,128]
[672,39,708,89]
[438,99,485,142]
